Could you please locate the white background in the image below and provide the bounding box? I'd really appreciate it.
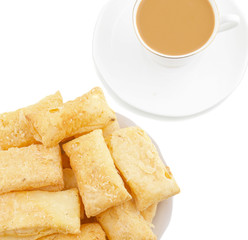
[0,0,247,239]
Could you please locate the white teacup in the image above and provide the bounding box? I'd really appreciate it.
[133,0,240,67]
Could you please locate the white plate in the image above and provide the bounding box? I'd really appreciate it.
[117,113,173,239]
[93,0,248,117]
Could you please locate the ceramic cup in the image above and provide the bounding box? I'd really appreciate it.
[133,0,240,67]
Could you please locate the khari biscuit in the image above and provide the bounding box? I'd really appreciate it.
[0,189,81,238]
[0,91,63,150]
[96,201,156,240]
[106,127,180,211]
[141,204,157,223]
[63,129,131,218]
[37,223,106,240]
[26,87,116,147]
[0,144,64,195]
[63,168,85,219]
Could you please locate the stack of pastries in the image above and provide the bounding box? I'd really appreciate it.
[0,87,180,240]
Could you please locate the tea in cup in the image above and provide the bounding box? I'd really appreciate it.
[133,0,240,67]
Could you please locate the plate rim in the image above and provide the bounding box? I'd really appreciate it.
[116,112,173,238]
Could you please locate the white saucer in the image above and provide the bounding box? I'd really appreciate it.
[117,112,172,238]
[93,0,248,117]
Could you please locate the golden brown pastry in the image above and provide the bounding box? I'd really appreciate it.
[0,92,63,150]
[63,129,131,218]
[26,87,116,147]
[63,168,85,219]
[96,201,156,240]
[106,127,180,211]
[37,223,106,240]
[0,144,63,195]
[0,189,81,239]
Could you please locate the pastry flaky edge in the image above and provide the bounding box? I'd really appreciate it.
[0,91,63,150]
[96,200,157,240]
[25,87,116,147]
[106,126,180,211]
[0,189,81,239]
[63,168,85,219]
[0,144,64,195]
[63,129,132,218]
[102,118,120,138]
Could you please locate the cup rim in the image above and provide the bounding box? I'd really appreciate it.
[133,0,220,59]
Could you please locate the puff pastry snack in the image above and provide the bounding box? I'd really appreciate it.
[106,126,180,211]
[37,223,106,240]
[0,189,80,239]
[0,144,63,195]
[63,129,131,217]
[63,168,85,219]
[0,92,63,150]
[0,88,180,239]
[26,87,116,147]
[96,201,156,240]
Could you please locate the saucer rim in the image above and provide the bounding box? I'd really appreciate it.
[93,0,248,118]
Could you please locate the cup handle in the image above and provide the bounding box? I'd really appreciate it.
[218,15,240,33]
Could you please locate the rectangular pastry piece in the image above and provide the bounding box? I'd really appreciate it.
[96,201,156,240]
[0,189,81,238]
[106,127,180,211]
[0,144,64,195]
[63,129,131,217]
[63,168,85,219]
[26,87,116,147]
[37,223,106,240]
[0,91,63,150]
